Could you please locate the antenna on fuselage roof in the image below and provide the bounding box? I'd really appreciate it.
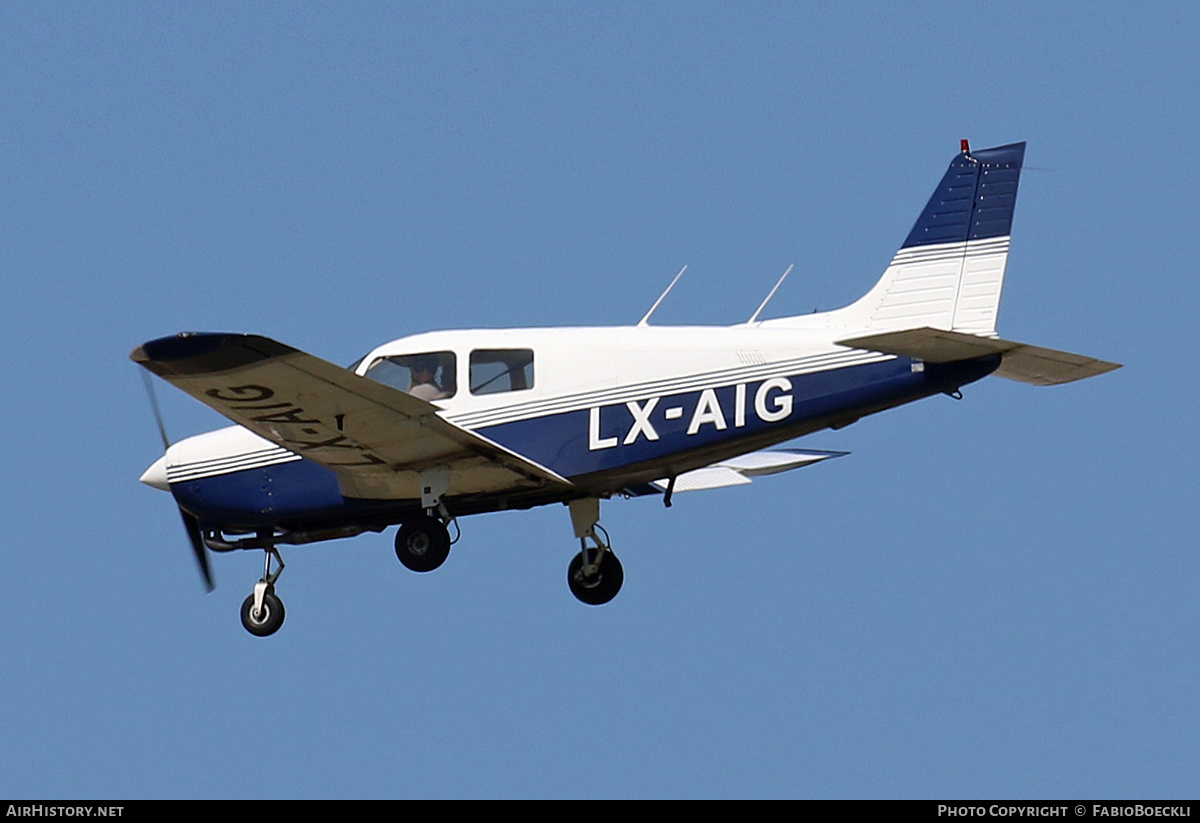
[746,263,795,324]
[637,265,688,327]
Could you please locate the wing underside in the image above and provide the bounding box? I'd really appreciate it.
[132,333,572,500]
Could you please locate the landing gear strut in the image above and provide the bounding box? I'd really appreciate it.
[566,498,623,606]
[240,546,286,637]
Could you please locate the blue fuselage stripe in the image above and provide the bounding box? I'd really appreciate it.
[473,357,919,476]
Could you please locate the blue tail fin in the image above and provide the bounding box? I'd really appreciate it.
[903,141,1025,249]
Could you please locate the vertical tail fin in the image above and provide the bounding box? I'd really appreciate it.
[838,141,1026,335]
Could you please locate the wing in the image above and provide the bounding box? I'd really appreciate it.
[837,327,1121,387]
[131,333,572,500]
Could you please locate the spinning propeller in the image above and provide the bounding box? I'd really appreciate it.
[139,371,215,591]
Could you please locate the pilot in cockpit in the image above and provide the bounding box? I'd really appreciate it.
[407,354,450,401]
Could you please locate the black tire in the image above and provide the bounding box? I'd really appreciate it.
[240,589,285,637]
[395,515,451,572]
[567,549,623,605]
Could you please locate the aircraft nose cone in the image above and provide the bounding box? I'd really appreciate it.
[140,454,171,491]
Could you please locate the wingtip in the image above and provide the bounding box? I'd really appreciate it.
[130,332,215,369]
[129,333,295,377]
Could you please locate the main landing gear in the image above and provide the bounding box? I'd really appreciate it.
[568,544,624,605]
[241,546,286,637]
[394,514,453,572]
[393,466,457,573]
[389,496,626,607]
[566,498,623,606]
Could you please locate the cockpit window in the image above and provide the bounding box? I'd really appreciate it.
[470,349,534,395]
[364,351,457,400]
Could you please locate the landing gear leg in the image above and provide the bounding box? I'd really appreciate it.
[240,546,286,637]
[395,466,455,572]
[566,498,623,605]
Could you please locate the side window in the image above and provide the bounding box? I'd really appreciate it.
[470,349,534,395]
[363,351,457,400]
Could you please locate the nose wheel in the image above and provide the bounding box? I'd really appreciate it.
[240,546,286,637]
[241,586,285,636]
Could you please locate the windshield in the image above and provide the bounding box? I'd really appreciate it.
[363,351,457,400]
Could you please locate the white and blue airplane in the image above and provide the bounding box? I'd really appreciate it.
[134,140,1119,636]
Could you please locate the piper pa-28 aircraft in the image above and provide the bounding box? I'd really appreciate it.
[134,140,1119,636]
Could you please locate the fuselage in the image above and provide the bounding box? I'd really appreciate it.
[148,322,999,533]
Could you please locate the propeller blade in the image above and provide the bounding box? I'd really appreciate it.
[140,370,171,451]
[141,368,215,591]
[180,509,215,592]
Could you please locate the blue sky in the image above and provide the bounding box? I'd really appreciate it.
[1,2,1197,798]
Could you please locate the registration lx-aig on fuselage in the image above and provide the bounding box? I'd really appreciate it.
[134,140,1120,636]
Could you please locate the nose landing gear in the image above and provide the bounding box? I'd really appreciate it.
[240,546,286,637]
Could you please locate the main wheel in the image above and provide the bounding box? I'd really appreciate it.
[395,515,451,572]
[567,549,624,605]
[240,589,285,637]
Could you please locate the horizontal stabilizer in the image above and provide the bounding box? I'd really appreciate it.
[650,448,847,494]
[837,327,1121,386]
